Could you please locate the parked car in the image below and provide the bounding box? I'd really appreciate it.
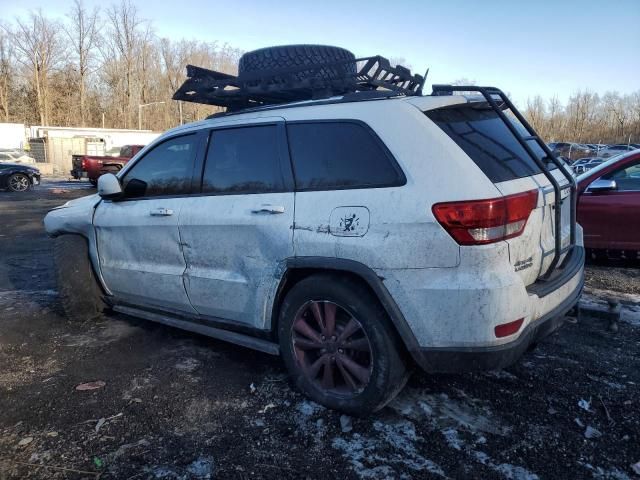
[598,144,638,158]
[573,158,605,175]
[0,162,41,192]
[0,149,37,165]
[45,45,583,414]
[577,150,640,254]
[549,142,592,160]
[71,145,145,186]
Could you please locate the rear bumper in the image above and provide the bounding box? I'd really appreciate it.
[411,271,583,372]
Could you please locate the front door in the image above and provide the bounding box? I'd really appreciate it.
[579,159,640,250]
[94,132,203,313]
[179,121,294,327]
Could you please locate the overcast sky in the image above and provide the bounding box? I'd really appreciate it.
[2,0,639,106]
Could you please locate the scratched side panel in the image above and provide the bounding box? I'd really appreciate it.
[93,199,196,313]
[286,100,502,269]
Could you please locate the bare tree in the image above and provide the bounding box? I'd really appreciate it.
[6,10,64,125]
[104,0,144,128]
[64,0,100,127]
[0,30,12,121]
[525,96,546,137]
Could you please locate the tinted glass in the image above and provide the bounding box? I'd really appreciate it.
[202,125,285,194]
[426,107,555,183]
[121,134,198,198]
[287,122,403,190]
[603,161,640,191]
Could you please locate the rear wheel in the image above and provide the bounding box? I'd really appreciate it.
[8,173,30,192]
[278,274,409,415]
[53,235,107,322]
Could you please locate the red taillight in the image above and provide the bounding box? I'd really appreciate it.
[82,159,87,169]
[494,318,524,338]
[432,189,538,246]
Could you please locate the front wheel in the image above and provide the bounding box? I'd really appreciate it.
[53,235,107,322]
[8,173,31,192]
[278,274,409,415]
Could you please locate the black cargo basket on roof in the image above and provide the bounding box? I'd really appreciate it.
[172,55,425,112]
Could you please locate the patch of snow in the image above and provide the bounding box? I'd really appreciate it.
[332,420,446,479]
[584,425,603,439]
[297,400,323,417]
[474,450,539,480]
[580,462,632,480]
[483,370,518,380]
[578,398,592,412]
[340,415,353,433]
[441,427,463,450]
[390,390,507,436]
[186,456,215,479]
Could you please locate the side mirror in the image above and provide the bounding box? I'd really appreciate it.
[97,173,123,199]
[588,178,617,193]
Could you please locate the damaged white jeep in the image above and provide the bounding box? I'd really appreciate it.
[45,45,584,414]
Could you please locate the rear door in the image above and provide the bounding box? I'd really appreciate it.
[425,104,573,285]
[178,120,295,327]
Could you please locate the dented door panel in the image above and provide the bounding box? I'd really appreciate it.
[94,199,196,313]
[179,192,294,327]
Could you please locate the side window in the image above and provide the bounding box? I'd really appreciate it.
[286,122,404,190]
[121,134,198,198]
[202,125,285,194]
[603,161,640,191]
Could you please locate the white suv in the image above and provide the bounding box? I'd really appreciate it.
[45,79,584,414]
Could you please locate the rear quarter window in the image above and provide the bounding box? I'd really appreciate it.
[286,121,405,191]
[425,106,553,183]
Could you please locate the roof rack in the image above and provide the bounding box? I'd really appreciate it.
[173,56,425,112]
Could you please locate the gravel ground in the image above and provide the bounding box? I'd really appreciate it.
[0,179,639,480]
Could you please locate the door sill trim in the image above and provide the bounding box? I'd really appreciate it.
[113,305,280,355]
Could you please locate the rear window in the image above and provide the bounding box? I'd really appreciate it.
[426,106,554,183]
[286,121,405,190]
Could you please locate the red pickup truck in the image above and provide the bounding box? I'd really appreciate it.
[71,145,144,186]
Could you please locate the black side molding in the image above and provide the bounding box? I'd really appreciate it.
[113,305,280,355]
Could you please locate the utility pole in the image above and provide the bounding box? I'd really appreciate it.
[138,101,166,130]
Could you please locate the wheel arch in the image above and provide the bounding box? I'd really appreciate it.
[270,257,421,362]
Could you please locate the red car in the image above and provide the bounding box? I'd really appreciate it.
[577,150,640,254]
[71,145,145,186]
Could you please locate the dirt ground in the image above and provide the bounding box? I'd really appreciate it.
[1,179,639,480]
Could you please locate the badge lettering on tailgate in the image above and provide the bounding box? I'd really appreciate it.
[515,256,534,272]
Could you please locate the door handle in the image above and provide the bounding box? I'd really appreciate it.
[251,205,285,214]
[150,208,174,216]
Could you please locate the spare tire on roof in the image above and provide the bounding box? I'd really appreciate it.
[238,45,357,85]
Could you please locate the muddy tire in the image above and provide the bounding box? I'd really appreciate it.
[53,235,107,322]
[278,274,409,415]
